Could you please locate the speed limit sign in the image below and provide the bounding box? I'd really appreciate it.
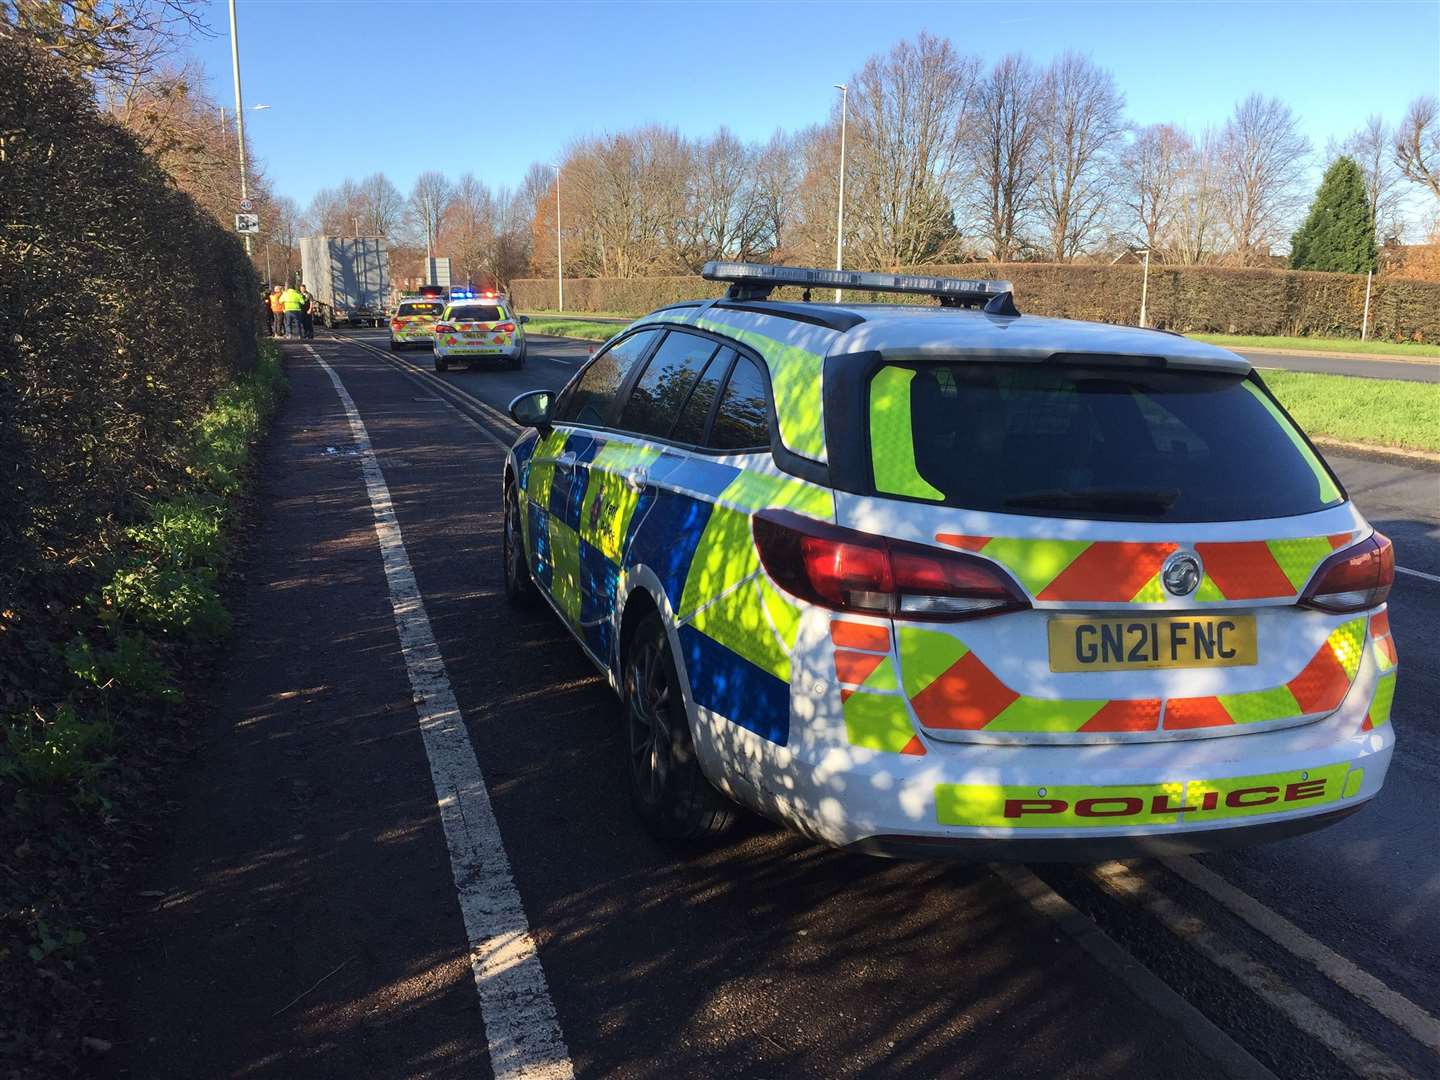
[238,197,254,212]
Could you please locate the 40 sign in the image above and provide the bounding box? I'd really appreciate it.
[235,213,260,234]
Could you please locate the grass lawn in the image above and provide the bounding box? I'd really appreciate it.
[1259,369,1440,453]
[1193,333,1440,359]
[525,316,627,341]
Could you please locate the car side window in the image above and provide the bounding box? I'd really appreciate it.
[708,355,770,451]
[617,331,719,438]
[671,347,735,445]
[553,330,659,428]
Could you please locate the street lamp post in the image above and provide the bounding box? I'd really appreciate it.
[833,83,848,303]
[550,163,563,312]
[1137,248,1151,328]
[226,0,251,257]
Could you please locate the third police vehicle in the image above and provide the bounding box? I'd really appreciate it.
[501,263,1398,858]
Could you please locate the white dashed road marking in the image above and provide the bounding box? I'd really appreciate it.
[309,345,574,1080]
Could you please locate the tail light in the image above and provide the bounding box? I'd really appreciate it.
[435,324,454,334]
[1299,531,1393,612]
[496,322,516,333]
[752,510,1029,621]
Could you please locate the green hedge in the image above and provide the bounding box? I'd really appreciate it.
[0,36,262,711]
[512,263,1440,342]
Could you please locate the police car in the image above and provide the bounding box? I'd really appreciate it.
[389,296,446,351]
[432,291,528,372]
[501,262,1398,857]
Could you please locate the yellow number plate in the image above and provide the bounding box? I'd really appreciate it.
[1048,615,1257,673]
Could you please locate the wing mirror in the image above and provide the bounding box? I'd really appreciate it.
[518,314,530,325]
[508,390,553,430]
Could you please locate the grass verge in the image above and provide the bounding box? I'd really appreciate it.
[1193,333,1440,359]
[524,316,628,341]
[523,308,635,320]
[0,341,286,1077]
[1260,368,1440,453]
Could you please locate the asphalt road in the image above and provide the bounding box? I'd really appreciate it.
[532,315,1440,382]
[100,331,1440,1080]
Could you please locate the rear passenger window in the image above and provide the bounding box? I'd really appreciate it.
[709,356,770,451]
[617,331,718,438]
[554,330,658,428]
[671,347,735,445]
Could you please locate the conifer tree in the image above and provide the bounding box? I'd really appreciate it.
[1289,156,1378,272]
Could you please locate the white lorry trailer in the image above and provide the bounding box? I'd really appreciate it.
[300,236,390,328]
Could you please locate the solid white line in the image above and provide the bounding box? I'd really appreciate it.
[990,864,1275,1080]
[307,345,574,1080]
[1092,861,1409,1079]
[1397,565,1440,584]
[1163,856,1440,1051]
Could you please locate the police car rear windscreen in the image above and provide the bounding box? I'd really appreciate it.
[870,363,1342,522]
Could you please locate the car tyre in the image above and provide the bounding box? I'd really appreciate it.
[434,352,448,372]
[388,338,399,352]
[625,612,737,840]
[508,342,526,371]
[502,483,537,607]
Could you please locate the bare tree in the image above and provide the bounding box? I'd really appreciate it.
[1117,124,1191,254]
[1033,52,1126,260]
[408,170,453,258]
[443,173,497,285]
[752,129,803,259]
[1337,116,1405,243]
[1215,93,1310,265]
[969,53,1042,261]
[674,127,765,269]
[2,0,203,81]
[1165,130,1225,265]
[354,172,405,235]
[1395,96,1440,201]
[845,32,982,268]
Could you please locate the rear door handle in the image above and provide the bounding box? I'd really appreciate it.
[556,451,577,467]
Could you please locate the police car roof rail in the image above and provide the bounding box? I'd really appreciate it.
[701,261,1020,315]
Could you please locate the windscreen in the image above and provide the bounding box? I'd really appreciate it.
[398,302,443,317]
[447,305,503,323]
[867,362,1342,522]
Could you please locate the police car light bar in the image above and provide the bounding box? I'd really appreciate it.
[449,289,477,299]
[702,261,1018,312]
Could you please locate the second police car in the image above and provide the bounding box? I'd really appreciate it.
[501,263,1399,858]
[389,295,445,351]
[432,290,529,372]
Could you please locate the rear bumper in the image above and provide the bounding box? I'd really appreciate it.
[848,802,1368,861]
[695,655,1395,858]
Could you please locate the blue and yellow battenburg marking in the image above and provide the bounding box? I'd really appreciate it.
[516,425,834,746]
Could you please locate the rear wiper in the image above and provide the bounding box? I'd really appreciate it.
[1004,488,1179,513]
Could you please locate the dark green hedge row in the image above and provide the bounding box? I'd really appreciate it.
[0,36,262,704]
[512,263,1440,341]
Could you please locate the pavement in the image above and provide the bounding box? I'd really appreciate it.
[98,331,1440,1080]
[529,315,1440,382]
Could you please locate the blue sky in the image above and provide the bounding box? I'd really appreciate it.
[190,0,1439,212]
